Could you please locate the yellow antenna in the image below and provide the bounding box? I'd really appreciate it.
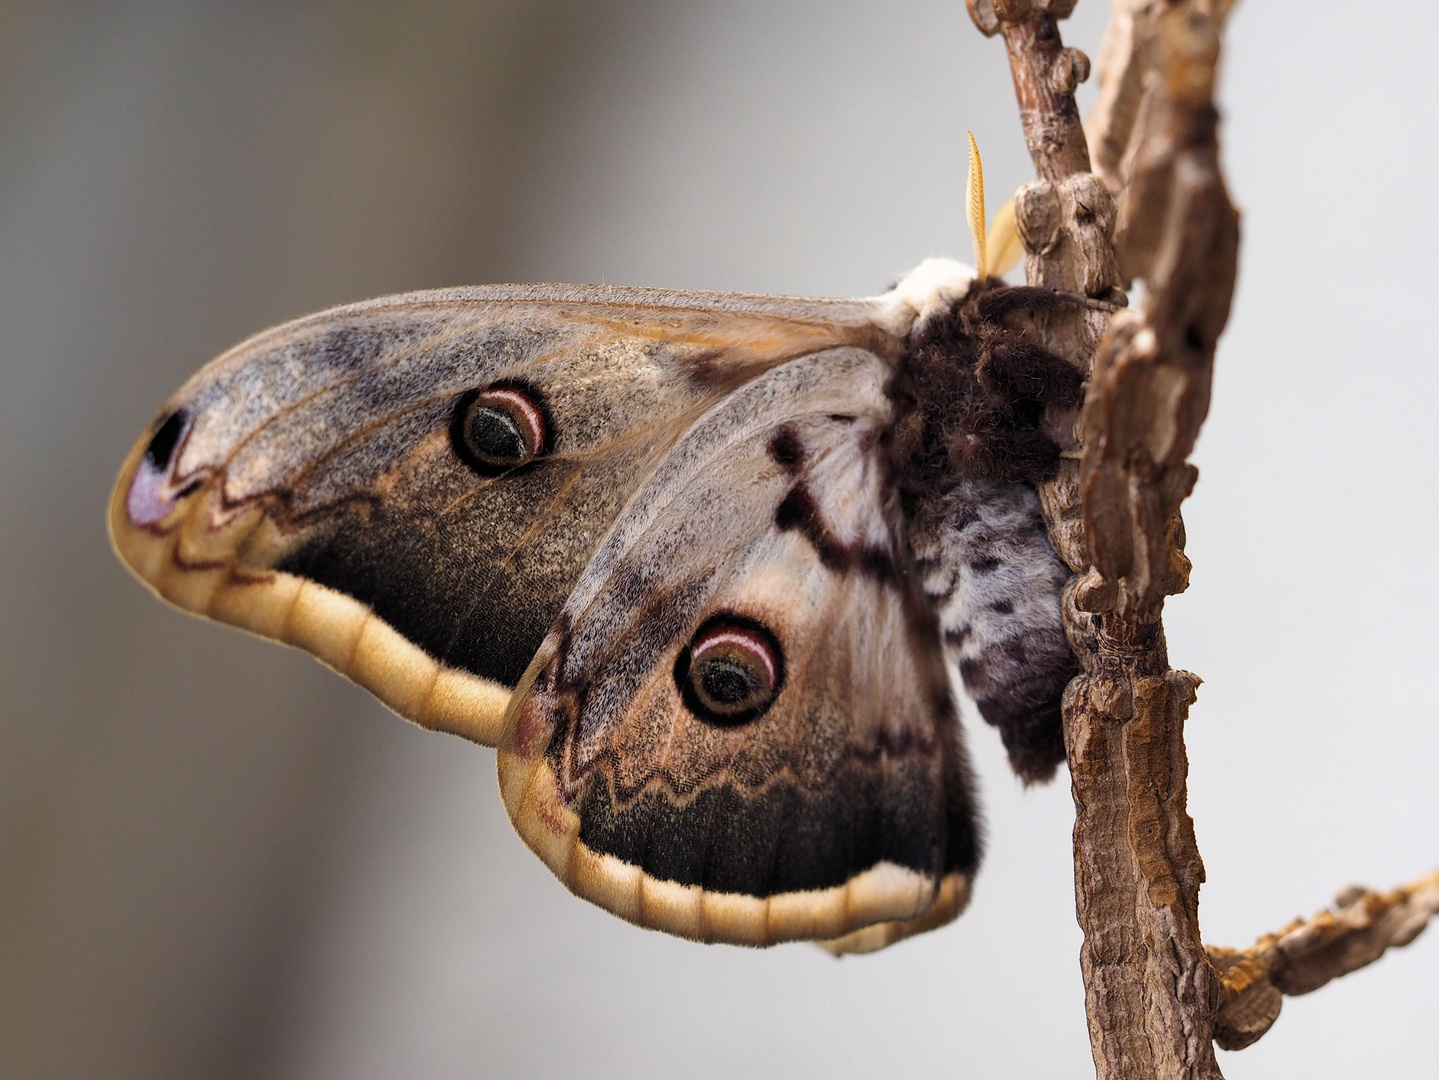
[966,131,987,280]
[985,196,1024,278]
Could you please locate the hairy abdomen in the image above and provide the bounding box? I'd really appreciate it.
[910,480,1076,783]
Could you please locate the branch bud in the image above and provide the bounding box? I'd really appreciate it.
[1049,46,1091,93]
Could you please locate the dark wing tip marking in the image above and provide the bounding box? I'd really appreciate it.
[144,409,188,470]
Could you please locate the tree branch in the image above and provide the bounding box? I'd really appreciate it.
[1209,870,1439,1051]
[969,2,1237,1077]
[974,2,1434,1073]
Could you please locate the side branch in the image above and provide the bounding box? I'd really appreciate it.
[1209,870,1439,1051]
[968,0,1092,180]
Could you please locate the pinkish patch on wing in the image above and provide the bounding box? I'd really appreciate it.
[511,703,551,758]
[128,410,195,527]
[534,795,566,837]
[127,457,180,526]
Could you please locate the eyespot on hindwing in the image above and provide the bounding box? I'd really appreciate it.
[674,615,785,726]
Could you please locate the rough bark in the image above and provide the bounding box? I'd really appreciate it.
[968,1,1235,1077]
[972,1,1434,1074]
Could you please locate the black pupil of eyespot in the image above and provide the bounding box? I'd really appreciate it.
[145,410,186,470]
[466,405,527,464]
[699,656,762,708]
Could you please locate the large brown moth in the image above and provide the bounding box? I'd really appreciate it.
[109,145,1083,954]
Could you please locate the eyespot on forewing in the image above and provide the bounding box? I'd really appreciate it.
[450,383,551,475]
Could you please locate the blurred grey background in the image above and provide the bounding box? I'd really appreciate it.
[2,2,1436,1078]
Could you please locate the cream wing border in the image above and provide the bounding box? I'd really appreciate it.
[109,437,510,747]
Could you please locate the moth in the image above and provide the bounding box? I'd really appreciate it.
[109,145,1084,954]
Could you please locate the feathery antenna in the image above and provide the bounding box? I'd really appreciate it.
[966,131,987,280]
[985,197,1023,278]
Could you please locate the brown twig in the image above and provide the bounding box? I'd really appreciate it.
[974,1,1433,1073]
[969,0,1091,181]
[969,1,1236,1077]
[1087,0,1238,191]
[1086,0,1146,189]
[1209,870,1439,1050]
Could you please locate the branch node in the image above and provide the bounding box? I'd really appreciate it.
[967,0,1030,36]
[1015,175,1120,296]
[1074,567,1119,613]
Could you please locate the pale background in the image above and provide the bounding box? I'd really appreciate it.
[2,2,1436,1078]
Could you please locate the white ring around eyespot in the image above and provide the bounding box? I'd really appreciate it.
[479,386,546,455]
[690,628,777,687]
